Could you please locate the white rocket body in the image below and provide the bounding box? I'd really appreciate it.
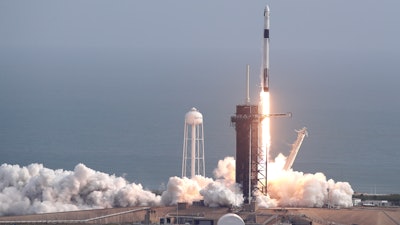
[263,5,270,92]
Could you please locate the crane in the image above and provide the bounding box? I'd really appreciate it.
[283,127,308,171]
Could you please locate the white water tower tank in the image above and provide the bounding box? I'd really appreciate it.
[185,108,203,125]
[182,107,205,178]
[217,213,245,225]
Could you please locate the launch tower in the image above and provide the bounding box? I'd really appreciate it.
[230,65,261,204]
[231,104,260,204]
[231,66,291,204]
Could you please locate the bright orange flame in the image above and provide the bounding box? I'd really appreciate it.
[259,91,270,187]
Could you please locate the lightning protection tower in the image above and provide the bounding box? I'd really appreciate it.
[182,107,205,178]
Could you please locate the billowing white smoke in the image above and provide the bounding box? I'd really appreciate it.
[266,170,353,207]
[200,156,244,207]
[161,175,213,205]
[257,154,354,208]
[161,157,244,207]
[0,157,243,216]
[0,163,161,216]
[0,156,353,216]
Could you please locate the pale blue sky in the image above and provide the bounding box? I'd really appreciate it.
[1,1,398,52]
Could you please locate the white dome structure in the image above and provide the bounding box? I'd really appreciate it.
[185,107,203,125]
[182,107,205,178]
[217,213,245,225]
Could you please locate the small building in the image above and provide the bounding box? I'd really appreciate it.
[353,198,362,206]
[362,200,391,207]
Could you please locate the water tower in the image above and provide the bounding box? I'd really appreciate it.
[182,107,205,178]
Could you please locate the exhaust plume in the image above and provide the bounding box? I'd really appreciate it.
[257,154,354,208]
[0,163,161,216]
[0,157,243,216]
[0,158,353,216]
[161,157,244,207]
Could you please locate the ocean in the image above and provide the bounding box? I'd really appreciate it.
[1,47,399,194]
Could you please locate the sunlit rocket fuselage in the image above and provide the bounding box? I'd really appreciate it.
[263,5,270,92]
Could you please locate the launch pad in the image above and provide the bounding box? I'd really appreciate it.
[231,104,291,205]
[230,4,292,205]
[1,205,399,225]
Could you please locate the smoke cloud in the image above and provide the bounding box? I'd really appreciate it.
[258,154,354,208]
[0,156,353,216]
[0,157,242,216]
[0,163,161,216]
[161,157,244,207]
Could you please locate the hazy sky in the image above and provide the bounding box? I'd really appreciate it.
[1,1,399,51]
[2,0,399,111]
[1,1,399,192]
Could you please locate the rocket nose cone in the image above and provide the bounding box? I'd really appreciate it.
[264,5,270,16]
